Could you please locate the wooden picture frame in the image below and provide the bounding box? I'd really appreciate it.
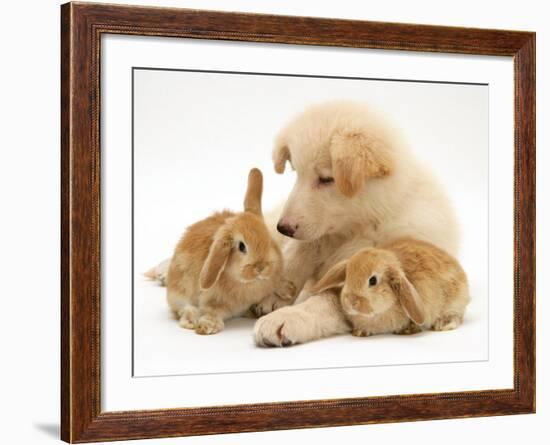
[61,2,535,442]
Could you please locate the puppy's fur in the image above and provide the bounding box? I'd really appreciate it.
[253,101,460,346]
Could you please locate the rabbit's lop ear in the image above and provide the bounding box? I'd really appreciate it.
[200,230,233,289]
[389,268,425,325]
[244,168,263,215]
[311,260,348,294]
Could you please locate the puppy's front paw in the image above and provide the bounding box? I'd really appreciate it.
[195,315,224,335]
[250,293,292,318]
[254,307,313,347]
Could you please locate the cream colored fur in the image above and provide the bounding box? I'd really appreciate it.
[253,101,460,346]
[147,101,460,345]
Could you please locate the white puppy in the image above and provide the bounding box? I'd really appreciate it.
[252,100,459,347]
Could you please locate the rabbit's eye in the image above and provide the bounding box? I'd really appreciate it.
[238,241,247,254]
[368,275,377,287]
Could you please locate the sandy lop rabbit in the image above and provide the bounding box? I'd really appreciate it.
[166,168,288,335]
[311,237,470,337]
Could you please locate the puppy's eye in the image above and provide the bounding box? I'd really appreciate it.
[368,275,377,287]
[318,176,334,185]
[238,241,247,254]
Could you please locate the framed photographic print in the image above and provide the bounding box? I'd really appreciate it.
[61,2,536,442]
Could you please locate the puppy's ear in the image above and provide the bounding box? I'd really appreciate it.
[272,136,291,174]
[200,229,233,289]
[244,168,263,215]
[388,266,425,325]
[311,260,348,294]
[330,130,393,198]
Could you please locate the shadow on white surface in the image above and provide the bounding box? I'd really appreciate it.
[133,273,487,377]
[33,423,59,439]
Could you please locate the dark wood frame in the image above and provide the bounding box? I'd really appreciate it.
[61,1,536,442]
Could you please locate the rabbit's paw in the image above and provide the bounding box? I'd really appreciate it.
[394,322,422,335]
[195,315,224,335]
[352,327,372,337]
[178,306,199,330]
[250,293,292,318]
[432,314,462,331]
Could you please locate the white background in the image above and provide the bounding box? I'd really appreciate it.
[131,65,490,378]
[0,0,546,444]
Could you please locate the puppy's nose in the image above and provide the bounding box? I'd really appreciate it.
[277,220,297,238]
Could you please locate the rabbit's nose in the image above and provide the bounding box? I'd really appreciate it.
[255,262,266,273]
